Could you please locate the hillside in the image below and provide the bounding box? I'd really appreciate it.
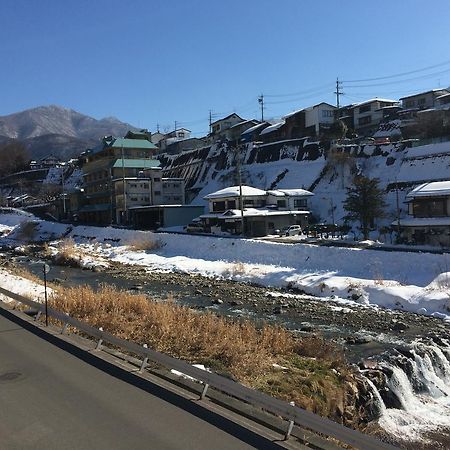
[161,137,450,234]
[0,105,137,159]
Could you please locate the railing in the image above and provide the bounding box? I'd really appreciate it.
[0,286,398,450]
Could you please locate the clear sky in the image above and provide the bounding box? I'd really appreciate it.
[1,0,450,135]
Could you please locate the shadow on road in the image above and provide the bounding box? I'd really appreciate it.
[0,307,285,450]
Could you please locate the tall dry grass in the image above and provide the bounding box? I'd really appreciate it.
[52,238,82,267]
[125,235,163,251]
[49,285,351,421]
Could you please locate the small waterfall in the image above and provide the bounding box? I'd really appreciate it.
[362,338,450,442]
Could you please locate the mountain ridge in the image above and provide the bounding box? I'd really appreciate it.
[0,105,138,160]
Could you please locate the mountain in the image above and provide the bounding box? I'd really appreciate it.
[0,105,138,160]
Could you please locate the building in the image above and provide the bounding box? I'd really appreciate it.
[158,128,192,152]
[400,89,450,110]
[78,134,160,224]
[223,119,259,144]
[351,98,399,135]
[303,102,336,136]
[198,185,313,237]
[397,181,450,247]
[210,113,244,142]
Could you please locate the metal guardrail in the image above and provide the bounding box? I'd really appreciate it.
[0,286,398,450]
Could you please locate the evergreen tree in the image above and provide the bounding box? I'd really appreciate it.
[343,176,387,240]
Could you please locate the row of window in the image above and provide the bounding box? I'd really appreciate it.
[412,200,448,218]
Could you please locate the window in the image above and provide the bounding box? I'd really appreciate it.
[418,98,426,107]
[154,191,161,196]
[358,116,372,126]
[405,100,415,108]
[294,199,307,208]
[243,199,254,206]
[322,110,334,118]
[154,177,161,182]
[359,105,371,114]
[130,197,138,202]
[213,201,226,212]
[413,199,446,217]
[143,183,149,189]
[277,200,287,208]
[227,200,236,209]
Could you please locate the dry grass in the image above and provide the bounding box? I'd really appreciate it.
[50,285,349,418]
[125,235,163,251]
[51,238,82,267]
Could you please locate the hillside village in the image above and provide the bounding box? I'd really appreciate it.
[1,86,450,248]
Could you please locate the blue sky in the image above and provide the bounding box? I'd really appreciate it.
[1,0,450,135]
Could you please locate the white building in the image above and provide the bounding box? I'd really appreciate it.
[396,181,450,247]
[199,185,313,236]
[303,102,336,136]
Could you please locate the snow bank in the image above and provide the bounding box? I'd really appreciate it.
[0,268,52,304]
[1,214,449,320]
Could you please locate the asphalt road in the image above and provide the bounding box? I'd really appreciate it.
[0,311,282,450]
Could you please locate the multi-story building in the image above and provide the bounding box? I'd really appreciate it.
[351,98,399,135]
[398,181,450,247]
[79,133,160,224]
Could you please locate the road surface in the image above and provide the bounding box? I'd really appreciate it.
[0,310,282,449]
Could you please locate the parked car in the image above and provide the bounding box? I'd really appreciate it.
[185,221,205,233]
[278,225,302,236]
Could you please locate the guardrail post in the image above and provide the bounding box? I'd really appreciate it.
[284,401,295,440]
[35,311,42,321]
[200,383,209,400]
[95,327,103,350]
[60,313,69,334]
[139,344,149,373]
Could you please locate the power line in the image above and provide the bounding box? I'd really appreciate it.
[343,68,450,88]
[343,59,450,83]
[264,82,334,98]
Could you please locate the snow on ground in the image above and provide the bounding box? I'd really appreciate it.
[1,212,449,320]
[0,268,52,303]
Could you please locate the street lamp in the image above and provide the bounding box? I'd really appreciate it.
[43,263,50,326]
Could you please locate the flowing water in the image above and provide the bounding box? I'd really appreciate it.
[362,338,450,443]
[8,253,450,444]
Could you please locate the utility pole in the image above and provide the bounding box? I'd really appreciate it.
[121,145,127,224]
[258,94,264,122]
[334,78,344,119]
[61,167,66,217]
[156,123,160,133]
[236,145,245,236]
[396,182,401,241]
[174,120,177,133]
[209,110,212,134]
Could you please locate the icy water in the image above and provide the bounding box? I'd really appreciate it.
[12,254,450,446]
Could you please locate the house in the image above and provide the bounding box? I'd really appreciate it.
[78,133,160,224]
[158,128,192,152]
[303,102,336,136]
[240,122,271,143]
[397,181,450,247]
[400,89,450,110]
[210,113,244,142]
[351,98,399,135]
[259,121,287,143]
[161,137,206,155]
[198,185,313,237]
[223,119,260,144]
[124,129,152,141]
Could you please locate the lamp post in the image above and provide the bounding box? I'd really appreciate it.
[43,263,50,326]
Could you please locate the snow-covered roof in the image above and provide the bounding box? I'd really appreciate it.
[260,121,285,135]
[229,119,258,129]
[201,208,309,219]
[353,98,398,108]
[204,185,267,199]
[436,93,450,100]
[241,122,268,135]
[267,189,314,197]
[399,89,450,100]
[406,181,450,198]
[394,217,450,227]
